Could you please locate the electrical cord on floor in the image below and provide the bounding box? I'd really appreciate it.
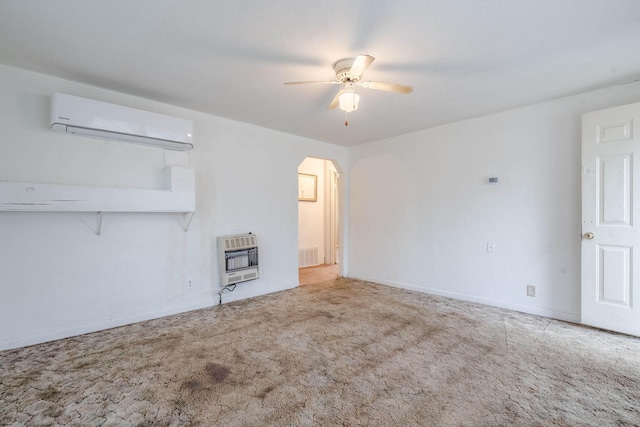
[218,284,237,305]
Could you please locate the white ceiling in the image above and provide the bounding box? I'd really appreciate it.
[1,1,640,147]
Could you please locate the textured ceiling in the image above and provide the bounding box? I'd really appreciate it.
[1,0,640,146]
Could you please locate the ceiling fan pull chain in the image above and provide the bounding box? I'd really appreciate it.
[345,111,349,126]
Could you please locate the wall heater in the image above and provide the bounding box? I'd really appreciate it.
[217,233,259,286]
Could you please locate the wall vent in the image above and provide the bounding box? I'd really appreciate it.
[217,233,259,286]
[298,247,319,268]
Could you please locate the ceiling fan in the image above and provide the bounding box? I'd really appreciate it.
[284,54,413,126]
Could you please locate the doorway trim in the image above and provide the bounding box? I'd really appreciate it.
[297,156,343,278]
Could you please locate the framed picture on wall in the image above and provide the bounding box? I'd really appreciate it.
[298,173,317,202]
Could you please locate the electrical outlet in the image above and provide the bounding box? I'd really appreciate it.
[187,280,193,289]
[486,241,496,252]
[527,285,535,297]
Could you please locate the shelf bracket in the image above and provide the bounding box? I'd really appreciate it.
[183,212,195,232]
[96,212,104,235]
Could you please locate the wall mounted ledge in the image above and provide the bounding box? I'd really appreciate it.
[0,166,195,233]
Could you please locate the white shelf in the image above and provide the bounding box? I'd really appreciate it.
[0,166,196,233]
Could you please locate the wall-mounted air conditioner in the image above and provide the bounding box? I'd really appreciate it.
[217,233,259,286]
[50,93,194,151]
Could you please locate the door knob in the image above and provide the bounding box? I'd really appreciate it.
[583,232,595,240]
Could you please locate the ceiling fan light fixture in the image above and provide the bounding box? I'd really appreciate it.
[339,91,359,113]
[284,54,413,122]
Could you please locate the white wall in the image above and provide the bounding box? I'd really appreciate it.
[5,62,638,351]
[298,157,325,265]
[0,64,348,350]
[349,80,640,322]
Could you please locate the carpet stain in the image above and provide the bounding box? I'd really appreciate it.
[182,379,201,391]
[257,385,275,399]
[37,385,60,401]
[205,363,230,383]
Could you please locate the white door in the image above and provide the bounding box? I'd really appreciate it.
[582,101,640,336]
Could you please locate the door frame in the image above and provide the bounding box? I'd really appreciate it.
[297,156,343,273]
[324,161,339,265]
[581,101,640,337]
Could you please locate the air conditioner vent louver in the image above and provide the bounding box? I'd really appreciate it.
[217,233,259,286]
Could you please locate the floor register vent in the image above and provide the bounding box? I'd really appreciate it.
[217,233,259,286]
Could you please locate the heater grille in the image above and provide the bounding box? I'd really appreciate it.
[223,234,257,250]
[217,233,259,286]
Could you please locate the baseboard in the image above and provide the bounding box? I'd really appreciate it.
[349,275,580,324]
[0,298,217,352]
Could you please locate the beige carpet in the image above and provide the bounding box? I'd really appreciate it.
[1,278,640,426]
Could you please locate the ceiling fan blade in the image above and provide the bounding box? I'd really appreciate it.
[284,81,340,85]
[349,54,375,76]
[358,81,414,94]
[327,90,344,110]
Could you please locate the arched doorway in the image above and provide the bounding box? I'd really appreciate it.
[297,157,341,285]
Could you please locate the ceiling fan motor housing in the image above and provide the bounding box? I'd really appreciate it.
[334,59,362,83]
